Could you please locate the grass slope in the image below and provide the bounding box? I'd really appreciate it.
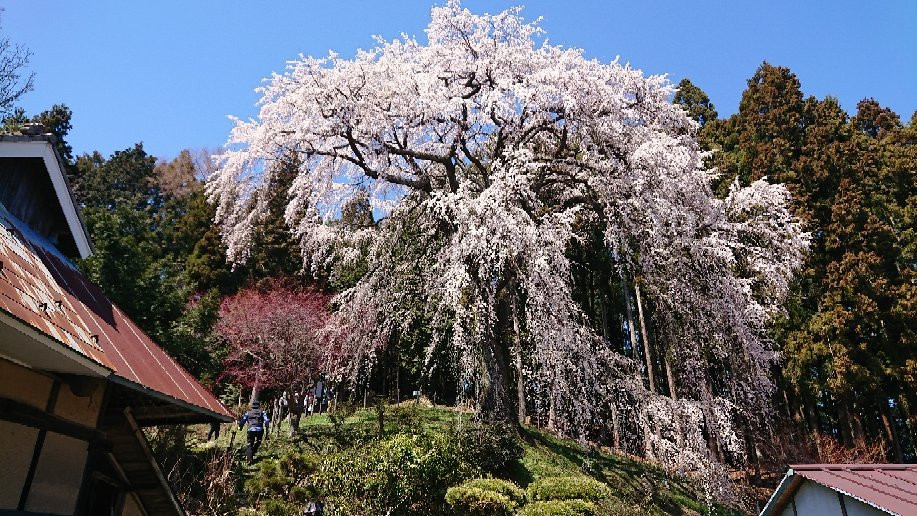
[190,403,739,515]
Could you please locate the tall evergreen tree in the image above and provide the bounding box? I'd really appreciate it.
[674,78,718,128]
[244,154,307,284]
[697,62,916,462]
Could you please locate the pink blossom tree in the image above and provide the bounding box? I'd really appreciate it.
[214,283,332,402]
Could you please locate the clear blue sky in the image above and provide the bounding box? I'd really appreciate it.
[5,1,916,160]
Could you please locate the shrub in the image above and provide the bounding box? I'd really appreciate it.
[460,478,526,506]
[445,486,515,515]
[313,420,524,515]
[243,446,319,509]
[518,499,599,516]
[527,477,612,502]
[454,422,524,477]
[261,498,296,516]
[244,459,289,499]
[316,431,475,515]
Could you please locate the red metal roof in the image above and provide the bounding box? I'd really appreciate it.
[790,464,917,515]
[0,214,231,420]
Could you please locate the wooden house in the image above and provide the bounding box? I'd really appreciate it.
[0,133,232,515]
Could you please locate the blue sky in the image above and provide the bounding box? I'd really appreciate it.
[4,1,916,160]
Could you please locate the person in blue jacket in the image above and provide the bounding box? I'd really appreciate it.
[239,400,269,462]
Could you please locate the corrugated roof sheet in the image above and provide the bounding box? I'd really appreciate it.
[0,212,231,420]
[791,464,917,515]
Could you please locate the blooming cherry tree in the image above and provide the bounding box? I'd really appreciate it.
[209,1,808,476]
[215,284,332,400]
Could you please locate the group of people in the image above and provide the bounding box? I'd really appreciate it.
[236,399,326,514]
[232,379,330,462]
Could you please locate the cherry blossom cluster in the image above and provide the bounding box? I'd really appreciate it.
[209,1,808,478]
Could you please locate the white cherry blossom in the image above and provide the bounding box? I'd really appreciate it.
[208,1,808,478]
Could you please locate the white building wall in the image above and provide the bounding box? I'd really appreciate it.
[0,421,40,508]
[781,480,886,516]
[794,482,844,514]
[23,431,88,515]
[843,492,887,516]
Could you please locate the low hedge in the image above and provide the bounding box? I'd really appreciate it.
[527,476,612,502]
[517,499,599,516]
[445,486,516,515]
[460,478,526,506]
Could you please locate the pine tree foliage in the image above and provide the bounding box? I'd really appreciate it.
[694,63,916,463]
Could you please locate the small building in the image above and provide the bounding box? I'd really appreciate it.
[0,134,233,515]
[760,463,917,516]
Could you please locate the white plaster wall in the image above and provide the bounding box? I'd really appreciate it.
[0,357,53,408]
[53,378,105,427]
[24,431,88,515]
[788,480,885,516]
[0,421,40,509]
[794,481,843,514]
[843,493,886,516]
[121,492,146,516]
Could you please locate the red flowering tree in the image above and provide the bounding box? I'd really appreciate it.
[215,283,332,401]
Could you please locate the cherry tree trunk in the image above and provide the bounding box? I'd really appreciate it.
[634,283,656,393]
[702,379,725,463]
[249,364,262,406]
[512,297,527,424]
[480,330,517,425]
[622,278,639,361]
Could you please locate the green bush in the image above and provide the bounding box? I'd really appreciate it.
[518,499,599,516]
[243,446,319,509]
[261,498,296,516]
[244,459,288,499]
[445,486,515,515]
[527,477,612,502]
[455,422,523,477]
[460,478,526,506]
[314,422,523,515]
[316,431,476,515]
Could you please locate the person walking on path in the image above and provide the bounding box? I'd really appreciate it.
[289,391,304,436]
[238,400,269,463]
[279,391,289,420]
[207,420,220,441]
[313,378,325,414]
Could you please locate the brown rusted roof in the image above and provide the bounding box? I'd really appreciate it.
[0,213,232,421]
[789,464,917,515]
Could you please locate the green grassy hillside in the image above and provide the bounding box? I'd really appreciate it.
[179,403,741,515]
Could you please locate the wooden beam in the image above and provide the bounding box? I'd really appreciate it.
[17,380,59,511]
[0,395,111,450]
[124,407,186,516]
[129,405,201,424]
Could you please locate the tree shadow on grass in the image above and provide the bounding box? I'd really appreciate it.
[517,426,699,515]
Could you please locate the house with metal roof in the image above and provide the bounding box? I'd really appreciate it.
[0,132,233,515]
[760,463,917,516]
